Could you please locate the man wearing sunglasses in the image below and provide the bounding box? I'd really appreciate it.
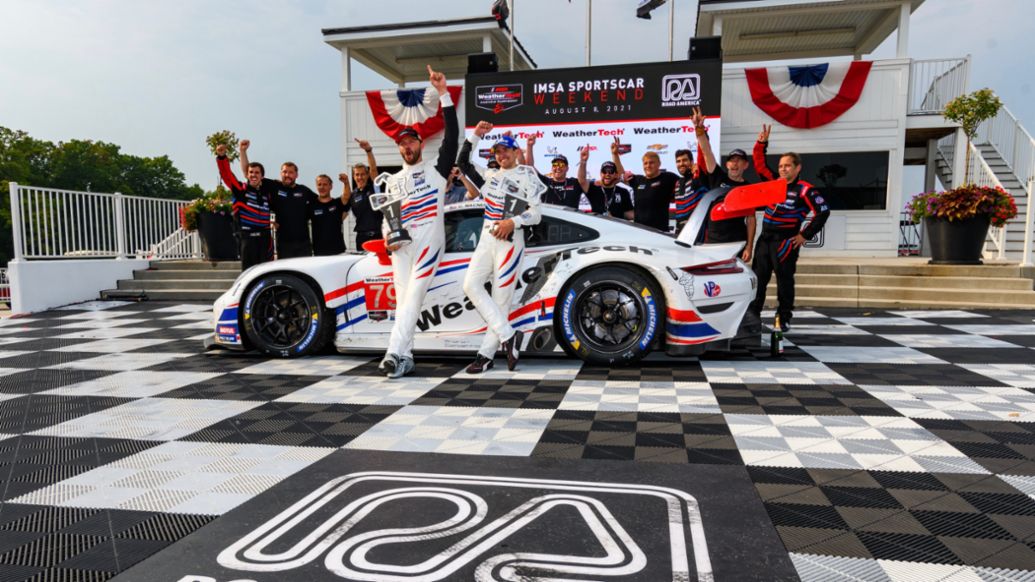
[577,143,634,219]
[525,134,586,209]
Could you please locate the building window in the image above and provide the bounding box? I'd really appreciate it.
[757,151,889,210]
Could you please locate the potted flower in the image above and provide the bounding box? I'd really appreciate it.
[906,185,1017,264]
[902,88,1012,264]
[182,186,238,261]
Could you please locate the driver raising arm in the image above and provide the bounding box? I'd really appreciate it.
[215,143,276,269]
[456,121,543,373]
[378,65,458,379]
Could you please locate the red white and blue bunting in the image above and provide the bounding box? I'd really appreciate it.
[365,86,463,142]
[745,61,872,129]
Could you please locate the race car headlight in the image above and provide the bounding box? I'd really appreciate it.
[682,259,744,276]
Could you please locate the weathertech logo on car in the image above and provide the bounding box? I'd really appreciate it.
[475,84,524,113]
[661,73,701,107]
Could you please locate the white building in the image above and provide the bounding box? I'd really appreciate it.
[323,0,1033,260]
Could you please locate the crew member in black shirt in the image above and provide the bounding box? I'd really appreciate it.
[611,137,680,232]
[341,138,382,248]
[525,134,585,208]
[214,143,276,269]
[577,149,634,219]
[239,140,317,259]
[310,174,347,256]
[690,108,756,261]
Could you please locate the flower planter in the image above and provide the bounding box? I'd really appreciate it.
[924,215,990,265]
[197,211,239,261]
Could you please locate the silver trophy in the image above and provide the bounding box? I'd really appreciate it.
[489,165,547,241]
[371,172,412,249]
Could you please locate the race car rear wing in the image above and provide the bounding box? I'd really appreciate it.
[675,179,787,246]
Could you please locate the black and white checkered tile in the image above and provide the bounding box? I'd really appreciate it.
[2,302,1035,580]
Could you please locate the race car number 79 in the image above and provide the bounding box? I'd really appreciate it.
[364,279,397,311]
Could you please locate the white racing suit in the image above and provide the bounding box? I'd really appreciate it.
[381,96,458,361]
[458,135,543,359]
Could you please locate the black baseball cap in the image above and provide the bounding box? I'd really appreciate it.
[552,155,569,165]
[727,148,748,160]
[600,161,617,173]
[396,128,422,143]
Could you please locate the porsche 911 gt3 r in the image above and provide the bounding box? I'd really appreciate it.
[211,189,760,365]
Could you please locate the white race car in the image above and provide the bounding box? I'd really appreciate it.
[210,189,761,365]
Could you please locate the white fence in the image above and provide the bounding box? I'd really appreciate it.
[977,105,1035,199]
[908,57,970,115]
[9,182,199,261]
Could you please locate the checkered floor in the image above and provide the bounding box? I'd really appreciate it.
[3,302,1035,581]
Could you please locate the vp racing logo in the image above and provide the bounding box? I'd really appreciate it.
[661,74,701,107]
[476,84,524,113]
[214,471,713,581]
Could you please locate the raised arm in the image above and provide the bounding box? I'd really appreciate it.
[753,124,776,181]
[354,138,378,179]
[458,171,481,200]
[428,65,459,179]
[338,172,353,204]
[456,120,491,189]
[238,139,251,177]
[215,143,244,192]
[577,143,590,193]
[691,107,717,174]
[610,137,627,182]
[525,134,537,173]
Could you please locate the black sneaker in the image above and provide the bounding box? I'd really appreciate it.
[501,333,520,371]
[778,318,791,333]
[466,355,494,374]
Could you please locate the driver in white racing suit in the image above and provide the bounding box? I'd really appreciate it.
[377,65,459,378]
[457,121,543,373]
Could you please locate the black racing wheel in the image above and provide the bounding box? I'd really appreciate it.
[240,274,329,357]
[556,266,664,365]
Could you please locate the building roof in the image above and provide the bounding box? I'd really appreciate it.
[695,0,925,62]
[323,16,536,85]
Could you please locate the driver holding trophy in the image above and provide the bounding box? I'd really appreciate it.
[374,65,459,379]
[457,121,544,373]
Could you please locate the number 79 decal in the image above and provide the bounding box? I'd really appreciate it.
[364,277,397,311]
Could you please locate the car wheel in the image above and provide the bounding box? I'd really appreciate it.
[556,266,663,365]
[241,274,329,357]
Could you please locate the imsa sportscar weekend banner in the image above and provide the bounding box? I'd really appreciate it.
[464,59,722,176]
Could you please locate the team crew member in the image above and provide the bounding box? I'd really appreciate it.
[341,139,382,248]
[691,109,755,261]
[239,140,318,259]
[214,144,275,269]
[378,65,458,379]
[577,152,634,219]
[611,137,680,232]
[457,123,542,373]
[309,174,347,256]
[750,124,830,330]
[673,149,706,233]
[525,134,585,208]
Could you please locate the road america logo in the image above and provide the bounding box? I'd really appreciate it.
[476,84,524,113]
[213,471,713,581]
[661,73,701,107]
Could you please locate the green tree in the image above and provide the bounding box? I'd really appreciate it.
[943,88,1003,184]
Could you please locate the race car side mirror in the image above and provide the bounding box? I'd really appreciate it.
[361,239,392,266]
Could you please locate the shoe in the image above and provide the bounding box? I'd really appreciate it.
[465,355,494,374]
[501,333,520,371]
[379,353,398,377]
[778,317,791,333]
[389,356,415,379]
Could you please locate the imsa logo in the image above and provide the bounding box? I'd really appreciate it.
[214,471,713,581]
[661,73,701,107]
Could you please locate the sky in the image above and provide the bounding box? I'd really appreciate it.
[1,0,1032,191]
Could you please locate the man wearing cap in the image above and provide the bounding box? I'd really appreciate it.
[690,108,756,261]
[377,65,459,379]
[524,134,586,209]
[611,137,681,232]
[578,148,634,219]
[456,122,543,373]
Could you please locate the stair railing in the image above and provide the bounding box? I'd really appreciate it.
[8,183,190,261]
[909,57,970,115]
[966,144,1008,260]
[147,228,202,260]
